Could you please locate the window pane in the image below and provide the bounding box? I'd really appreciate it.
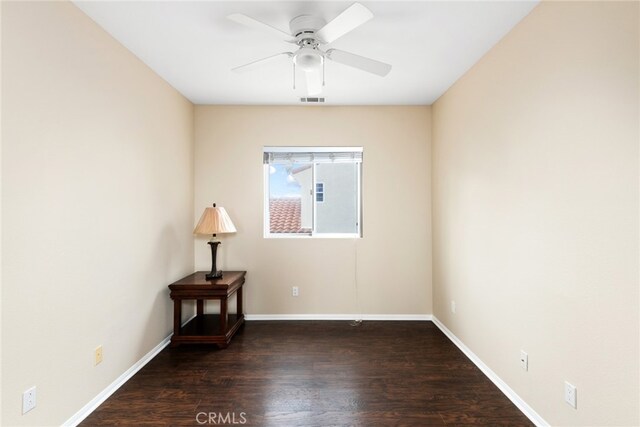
[315,183,324,202]
[268,163,312,234]
[315,163,358,234]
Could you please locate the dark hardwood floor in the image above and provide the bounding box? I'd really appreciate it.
[81,321,533,426]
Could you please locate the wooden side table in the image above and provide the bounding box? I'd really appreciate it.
[168,271,246,348]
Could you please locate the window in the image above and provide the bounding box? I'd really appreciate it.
[315,183,324,203]
[264,147,362,238]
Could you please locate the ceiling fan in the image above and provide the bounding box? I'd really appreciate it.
[228,2,392,97]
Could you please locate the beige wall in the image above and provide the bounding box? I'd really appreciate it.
[1,2,194,426]
[432,2,639,426]
[195,106,431,316]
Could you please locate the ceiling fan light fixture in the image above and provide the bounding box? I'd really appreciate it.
[294,47,322,71]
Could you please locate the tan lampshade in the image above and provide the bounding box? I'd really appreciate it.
[193,206,237,235]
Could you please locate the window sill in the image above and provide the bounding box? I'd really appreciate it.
[264,233,361,239]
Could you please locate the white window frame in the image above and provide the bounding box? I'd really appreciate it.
[263,146,362,239]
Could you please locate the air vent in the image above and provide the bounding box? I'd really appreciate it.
[300,97,325,103]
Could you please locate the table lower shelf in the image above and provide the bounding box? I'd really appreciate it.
[170,314,244,348]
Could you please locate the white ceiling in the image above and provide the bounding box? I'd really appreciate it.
[73,1,538,105]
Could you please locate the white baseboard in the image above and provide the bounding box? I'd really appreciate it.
[431,316,549,427]
[245,314,433,321]
[62,315,196,427]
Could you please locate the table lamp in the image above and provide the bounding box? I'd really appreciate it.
[194,203,237,280]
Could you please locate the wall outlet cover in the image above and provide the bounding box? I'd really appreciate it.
[520,350,528,371]
[22,386,36,414]
[95,345,103,366]
[564,381,577,409]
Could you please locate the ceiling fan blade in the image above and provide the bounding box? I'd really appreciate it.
[304,69,323,96]
[315,3,373,44]
[326,49,391,77]
[232,52,293,73]
[228,13,296,43]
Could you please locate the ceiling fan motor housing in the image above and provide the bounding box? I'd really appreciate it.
[289,15,326,41]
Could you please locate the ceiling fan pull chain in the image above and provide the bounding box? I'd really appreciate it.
[292,62,296,90]
[322,56,326,87]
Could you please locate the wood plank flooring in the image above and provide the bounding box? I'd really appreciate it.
[81,321,533,426]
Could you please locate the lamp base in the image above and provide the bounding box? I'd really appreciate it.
[206,240,223,281]
[206,270,223,280]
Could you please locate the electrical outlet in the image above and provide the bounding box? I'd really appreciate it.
[564,381,577,408]
[292,286,299,297]
[22,386,36,414]
[520,350,528,371]
[451,300,456,314]
[95,345,103,366]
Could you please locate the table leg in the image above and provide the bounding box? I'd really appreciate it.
[197,300,204,316]
[237,286,243,317]
[220,297,228,334]
[173,299,181,340]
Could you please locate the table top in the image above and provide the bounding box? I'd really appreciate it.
[169,271,246,290]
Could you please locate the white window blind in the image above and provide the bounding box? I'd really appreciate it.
[263,147,363,165]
